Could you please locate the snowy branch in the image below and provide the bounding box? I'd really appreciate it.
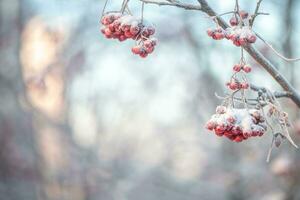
[136,0,300,108]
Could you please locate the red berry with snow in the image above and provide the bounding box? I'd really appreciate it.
[230,17,239,26]
[243,65,252,73]
[239,10,249,19]
[233,64,242,72]
[241,82,249,89]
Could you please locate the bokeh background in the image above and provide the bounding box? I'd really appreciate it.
[1,0,300,199]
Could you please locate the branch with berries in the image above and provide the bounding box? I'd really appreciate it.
[100,0,300,161]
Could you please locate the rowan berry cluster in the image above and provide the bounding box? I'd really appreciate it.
[206,106,267,142]
[207,10,257,46]
[100,12,157,57]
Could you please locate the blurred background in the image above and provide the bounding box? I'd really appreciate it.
[1,0,300,199]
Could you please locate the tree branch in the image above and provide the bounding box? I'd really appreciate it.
[197,0,300,108]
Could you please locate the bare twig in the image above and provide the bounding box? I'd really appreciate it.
[250,0,263,27]
[121,0,130,13]
[255,32,300,62]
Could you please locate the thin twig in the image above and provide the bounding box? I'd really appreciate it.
[101,0,109,16]
[255,31,300,62]
[250,0,263,27]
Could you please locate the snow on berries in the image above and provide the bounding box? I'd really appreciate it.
[207,10,257,46]
[225,26,256,46]
[206,106,267,142]
[100,12,157,58]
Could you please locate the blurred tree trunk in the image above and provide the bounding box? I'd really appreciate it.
[0,0,40,199]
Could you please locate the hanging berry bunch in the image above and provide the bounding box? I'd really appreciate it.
[205,47,297,160]
[206,106,267,142]
[100,0,158,58]
[206,50,267,142]
[207,10,257,47]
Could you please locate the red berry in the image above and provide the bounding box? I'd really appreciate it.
[206,121,215,130]
[239,38,247,46]
[226,116,236,124]
[234,136,243,142]
[228,82,238,90]
[207,29,214,37]
[214,32,225,40]
[247,35,257,43]
[100,27,106,34]
[228,135,236,141]
[243,65,252,73]
[224,131,233,137]
[117,35,126,41]
[239,10,249,19]
[139,50,148,58]
[104,28,113,38]
[144,40,153,48]
[233,40,241,47]
[124,31,133,38]
[233,64,242,72]
[108,23,115,31]
[232,126,241,135]
[215,124,225,133]
[130,25,140,36]
[147,26,155,35]
[145,46,154,54]
[141,28,150,37]
[215,127,224,136]
[229,17,238,26]
[131,46,141,54]
[241,82,249,89]
[151,38,158,46]
[216,106,226,114]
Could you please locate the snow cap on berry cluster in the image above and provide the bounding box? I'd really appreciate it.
[206,106,267,142]
[225,26,256,46]
[100,12,157,58]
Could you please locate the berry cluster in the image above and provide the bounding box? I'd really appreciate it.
[206,106,267,142]
[207,10,257,46]
[207,27,226,40]
[226,63,252,91]
[207,26,256,46]
[229,10,249,26]
[100,12,157,57]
